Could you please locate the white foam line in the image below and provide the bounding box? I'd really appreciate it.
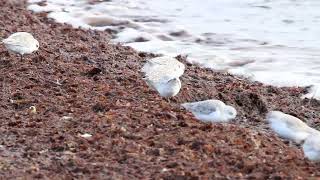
[27,0,320,100]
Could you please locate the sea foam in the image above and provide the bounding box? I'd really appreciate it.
[27,0,320,99]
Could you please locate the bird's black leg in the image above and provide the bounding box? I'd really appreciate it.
[20,54,23,61]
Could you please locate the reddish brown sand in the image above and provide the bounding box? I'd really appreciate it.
[0,0,320,179]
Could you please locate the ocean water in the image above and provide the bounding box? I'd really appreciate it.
[28,0,320,98]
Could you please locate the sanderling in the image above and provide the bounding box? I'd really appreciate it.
[266,111,319,144]
[302,134,320,162]
[2,32,39,60]
[145,76,181,98]
[142,56,185,99]
[181,99,237,123]
[142,56,185,79]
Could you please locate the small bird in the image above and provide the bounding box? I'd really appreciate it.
[2,32,39,60]
[142,56,185,78]
[302,134,320,162]
[142,56,185,100]
[181,99,237,123]
[266,111,319,144]
[145,76,181,98]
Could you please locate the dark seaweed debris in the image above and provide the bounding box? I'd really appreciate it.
[0,0,319,179]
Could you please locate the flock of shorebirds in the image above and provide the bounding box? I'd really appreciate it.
[1,32,320,162]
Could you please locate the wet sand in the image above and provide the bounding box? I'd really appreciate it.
[1,0,320,179]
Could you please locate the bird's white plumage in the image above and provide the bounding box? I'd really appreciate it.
[2,32,39,56]
[303,134,320,161]
[266,111,318,144]
[182,99,237,123]
[145,77,182,98]
[142,56,185,82]
[142,56,185,98]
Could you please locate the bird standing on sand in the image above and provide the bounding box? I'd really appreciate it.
[302,134,320,162]
[142,56,185,100]
[1,32,39,60]
[181,99,237,123]
[266,111,319,144]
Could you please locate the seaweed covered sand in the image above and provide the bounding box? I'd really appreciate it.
[1,0,320,179]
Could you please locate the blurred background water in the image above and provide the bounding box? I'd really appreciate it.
[28,0,320,97]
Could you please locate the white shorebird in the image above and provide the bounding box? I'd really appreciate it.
[144,76,181,98]
[2,32,39,60]
[142,56,185,99]
[266,111,319,144]
[302,134,320,162]
[141,56,185,78]
[181,99,237,123]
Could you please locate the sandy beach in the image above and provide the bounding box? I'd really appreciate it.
[1,0,320,179]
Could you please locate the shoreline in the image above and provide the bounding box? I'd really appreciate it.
[1,0,320,178]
